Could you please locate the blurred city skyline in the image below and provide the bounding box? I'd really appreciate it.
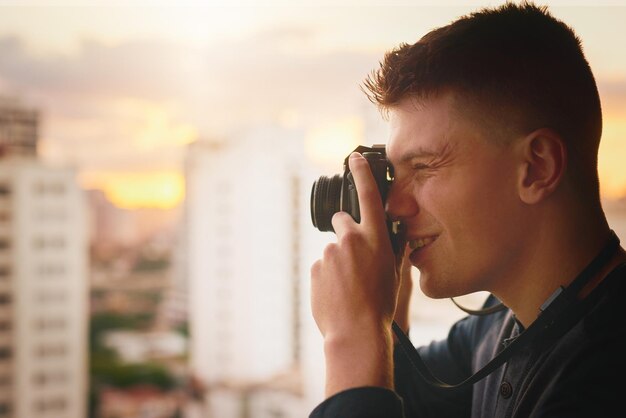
[2,3,626,417]
[0,0,625,210]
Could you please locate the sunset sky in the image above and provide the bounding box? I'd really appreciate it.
[0,0,624,208]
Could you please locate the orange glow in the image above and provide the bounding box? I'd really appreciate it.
[599,113,626,199]
[305,117,364,172]
[80,170,184,209]
[110,98,198,151]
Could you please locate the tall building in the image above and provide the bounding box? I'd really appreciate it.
[184,126,329,417]
[0,97,38,159]
[0,100,88,418]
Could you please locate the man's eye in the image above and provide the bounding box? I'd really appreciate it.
[412,163,430,170]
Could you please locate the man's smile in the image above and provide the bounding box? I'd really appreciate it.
[408,235,438,250]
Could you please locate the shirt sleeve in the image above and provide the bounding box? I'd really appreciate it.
[309,387,405,418]
[309,295,502,418]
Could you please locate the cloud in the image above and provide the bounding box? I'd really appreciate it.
[198,28,382,137]
[0,36,201,168]
[599,79,626,101]
[1,36,206,101]
[0,28,384,172]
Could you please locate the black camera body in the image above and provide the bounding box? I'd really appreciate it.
[310,144,393,233]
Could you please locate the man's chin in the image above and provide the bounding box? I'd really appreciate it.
[418,273,472,300]
[418,276,452,299]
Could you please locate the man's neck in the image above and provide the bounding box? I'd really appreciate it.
[493,214,622,328]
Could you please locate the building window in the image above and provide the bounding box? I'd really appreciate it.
[33,317,65,331]
[49,183,65,195]
[0,239,9,250]
[0,294,10,305]
[0,403,11,416]
[33,236,66,251]
[36,291,66,304]
[35,396,67,413]
[37,264,66,278]
[0,185,10,196]
[0,266,9,278]
[33,209,66,222]
[33,182,66,196]
[32,370,67,387]
[267,408,286,418]
[35,343,67,358]
[0,347,11,359]
[0,321,10,331]
[33,237,44,250]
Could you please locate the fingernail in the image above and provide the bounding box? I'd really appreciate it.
[350,152,363,160]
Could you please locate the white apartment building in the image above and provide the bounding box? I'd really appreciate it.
[185,126,330,418]
[0,160,88,418]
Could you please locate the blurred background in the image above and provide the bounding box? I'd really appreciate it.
[0,1,625,417]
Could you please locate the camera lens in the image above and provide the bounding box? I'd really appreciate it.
[310,174,343,232]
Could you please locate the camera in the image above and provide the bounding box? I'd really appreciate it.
[310,144,393,233]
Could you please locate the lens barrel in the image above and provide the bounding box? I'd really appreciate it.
[310,174,343,232]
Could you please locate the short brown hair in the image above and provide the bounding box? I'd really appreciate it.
[363,2,602,198]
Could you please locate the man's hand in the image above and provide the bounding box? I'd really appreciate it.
[310,152,400,397]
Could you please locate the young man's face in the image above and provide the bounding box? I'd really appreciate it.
[385,92,527,298]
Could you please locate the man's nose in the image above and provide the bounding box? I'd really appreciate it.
[385,178,419,221]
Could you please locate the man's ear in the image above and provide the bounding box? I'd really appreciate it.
[517,128,567,205]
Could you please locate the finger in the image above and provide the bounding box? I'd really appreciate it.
[347,152,387,232]
[311,259,322,278]
[331,211,356,236]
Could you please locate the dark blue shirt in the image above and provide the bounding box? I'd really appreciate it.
[310,264,626,418]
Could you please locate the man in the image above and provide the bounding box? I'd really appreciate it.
[309,3,626,417]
